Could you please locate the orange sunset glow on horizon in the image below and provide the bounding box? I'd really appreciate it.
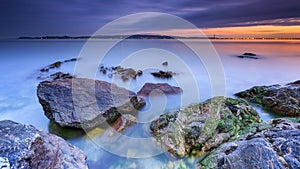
[159,25,300,39]
[202,25,300,38]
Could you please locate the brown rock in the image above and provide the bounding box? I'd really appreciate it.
[137,83,182,96]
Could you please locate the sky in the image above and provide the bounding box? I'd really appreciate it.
[1,0,300,38]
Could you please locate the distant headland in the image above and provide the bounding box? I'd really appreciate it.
[17,35,300,40]
[18,35,178,40]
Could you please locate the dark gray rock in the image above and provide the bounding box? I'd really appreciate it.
[237,55,258,59]
[50,72,73,80]
[0,120,88,169]
[150,97,262,157]
[236,80,300,116]
[151,71,174,78]
[243,52,256,56]
[63,58,77,63]
[162,61,168,66]
[40,58,77,72]
[199,118,300,169]
[37,72,74,81]
[40,61,62,72]
[237,52,258,59]
[37,78,145,129]
[100,66,143,81]
[112,66,143,81]
[137,83,182,96]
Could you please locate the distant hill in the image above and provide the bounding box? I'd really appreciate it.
[18,35,299,40]
[18,36,90,39]
[17,34,207,40]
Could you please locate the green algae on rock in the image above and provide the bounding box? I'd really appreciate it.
[235,80,300,116]
[150,96,262,158]
[199,118,300,169]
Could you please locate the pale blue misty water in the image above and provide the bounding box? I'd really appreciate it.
[0,39,300,168]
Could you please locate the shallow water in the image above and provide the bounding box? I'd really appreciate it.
[0,39,299,168]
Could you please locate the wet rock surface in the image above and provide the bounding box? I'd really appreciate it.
[199,118,300,169]
[99,65,143,81]
[112,66,143,81]
[237,52,258,59]
[236,80,300,116]
[151,70,174,78]
[243,52,256,56]
[37,71,74,81]
[137,83,182,96]
[150,97,262,157]
[40,61,62,72]
[111,114,137,133]
[0,120,88,169]
[49,72,74,80]
[162,61,168,66]
[40,58,77,72]
[37,78,145,129]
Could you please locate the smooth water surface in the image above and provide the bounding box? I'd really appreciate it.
[0,39,299,168]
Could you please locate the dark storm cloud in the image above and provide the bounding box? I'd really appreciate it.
[182,0,300,27]
[0,0,300,37]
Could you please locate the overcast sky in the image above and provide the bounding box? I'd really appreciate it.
[1,0,300,38]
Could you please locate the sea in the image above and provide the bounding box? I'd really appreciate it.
[0,39,299,168]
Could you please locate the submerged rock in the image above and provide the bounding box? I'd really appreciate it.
[162,61,168,66]
[40,61,62,72]
[237,52,258,59]
[48,122,85,139]
[111,114,137,133]
[150,97,262,157]
[50,72,74,80]
[37,72,74,81]
[100,66,143,81]
[151,71,174,78]
[63,58,77,63]
[37,78,145,129]
[243,52,256,56]
[0,120,88,169]
[199,118,300,169]
[40,58,77,72]
[137,83,182,96]
[236,80,300,116]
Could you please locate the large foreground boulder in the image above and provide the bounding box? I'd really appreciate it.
[0,120,88,169]
[199,118,300,169]
[37,78,145,129]
[236,80,300,116]
[150,97,262,157]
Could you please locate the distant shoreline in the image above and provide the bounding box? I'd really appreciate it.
[17,35,300,40]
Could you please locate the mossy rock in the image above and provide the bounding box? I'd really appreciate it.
[198,118,300,169]
[150,96,263,158]
[236,81,300,116]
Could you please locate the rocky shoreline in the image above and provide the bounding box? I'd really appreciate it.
[236,80,300,116]
[150,96,299,168]
[1,60,299,169]
[148,79,299,168]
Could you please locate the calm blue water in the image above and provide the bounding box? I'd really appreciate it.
[0,39,300,168]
